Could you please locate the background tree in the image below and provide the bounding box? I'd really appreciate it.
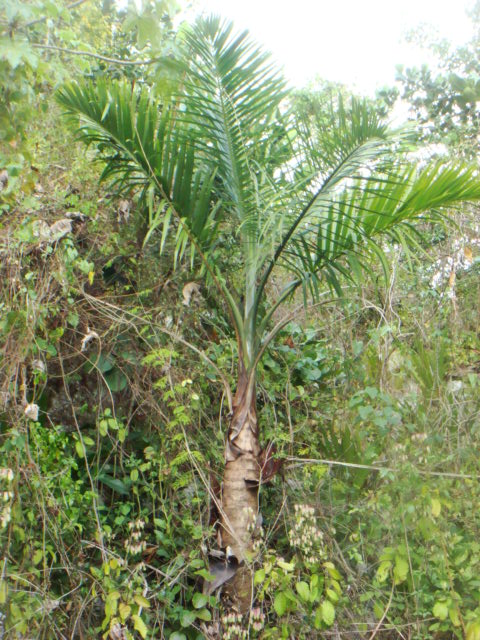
[0,0,178,202]
[56,16,480,612]
[396,0,480,156]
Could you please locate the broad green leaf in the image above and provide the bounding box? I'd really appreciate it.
[67,311,79,327]
[192,593,208,609]
[321,600,335,626]
[134,594,150,609]
[274,591,288,616]
[449,606,461,627]
[376,560,391,583]
[431,498,441,517]
[466,620,480,640]
[118,602,131,622]
[326,588,339,604]
[0,581,7,604]
[105,368,128,393]
[254,568,266,585]
[433,601,449,621]
[373,601,384,619]
[33,549,43,565]
[180,610,196,627]
[85,354,113,374]
[75,440,85,458]
[323,562,342,580]
[314,606,323,630]
[136,16,162,48]
[295,581,310,602]
[105,595,118,617]
[97,474,129,495]
[195,608,212,621]
[394,556,409,584]
[0,37,38,69]
[194,568,215,581]
[130,469,139,482]
[132,614,148,638]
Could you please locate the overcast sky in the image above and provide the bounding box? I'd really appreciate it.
[190,0,476,94]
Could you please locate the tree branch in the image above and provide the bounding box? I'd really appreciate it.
[32,43,161,66]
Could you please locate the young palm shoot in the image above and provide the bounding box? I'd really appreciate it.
[57,16,480,612]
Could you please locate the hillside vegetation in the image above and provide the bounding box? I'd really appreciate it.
[2,2,480,639]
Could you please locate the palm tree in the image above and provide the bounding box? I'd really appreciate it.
[56,16,480,612]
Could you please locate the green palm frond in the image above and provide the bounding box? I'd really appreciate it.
[252,100,403,320]
[57,16,480,369]
[295,96,392,179]
[180,16,287,240]
[56,79,218,264]
[273,161,480,298]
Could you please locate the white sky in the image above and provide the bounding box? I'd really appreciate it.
[190,0,476,95]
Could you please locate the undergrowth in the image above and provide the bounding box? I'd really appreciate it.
[1,99,480,640]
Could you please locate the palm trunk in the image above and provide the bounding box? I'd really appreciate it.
[220,361,261,612]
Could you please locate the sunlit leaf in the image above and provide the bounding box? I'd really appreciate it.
[321,600,335,626]
[274,591,288,616]
[433,601,449,621]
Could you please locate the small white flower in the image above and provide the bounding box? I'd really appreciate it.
[109,623,128,640]
[24,403,39,421]
[0,468,13,482]
[31,359,46,373]
[81,328,99,352]
[1,504,11,528]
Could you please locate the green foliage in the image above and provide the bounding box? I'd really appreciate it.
[0,0,180,210]
[3,6,480,640]
[57,17,480,381]
[1,1,109,150]
[396,3,480,156]
[56,78,218,267]
[253,550,342,638]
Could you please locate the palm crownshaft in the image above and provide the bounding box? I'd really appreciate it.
[57,15,480,610]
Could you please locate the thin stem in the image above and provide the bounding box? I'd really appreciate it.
[81,291,234,413]
[244,256,257,368]
[32,43,162,66]
[251,295,337,373]
[287,457,480,480]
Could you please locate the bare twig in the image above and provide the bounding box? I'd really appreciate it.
[32,43,162,66]
[287,456,480,480]
[368,582,395,640]
[81,291,234,413]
